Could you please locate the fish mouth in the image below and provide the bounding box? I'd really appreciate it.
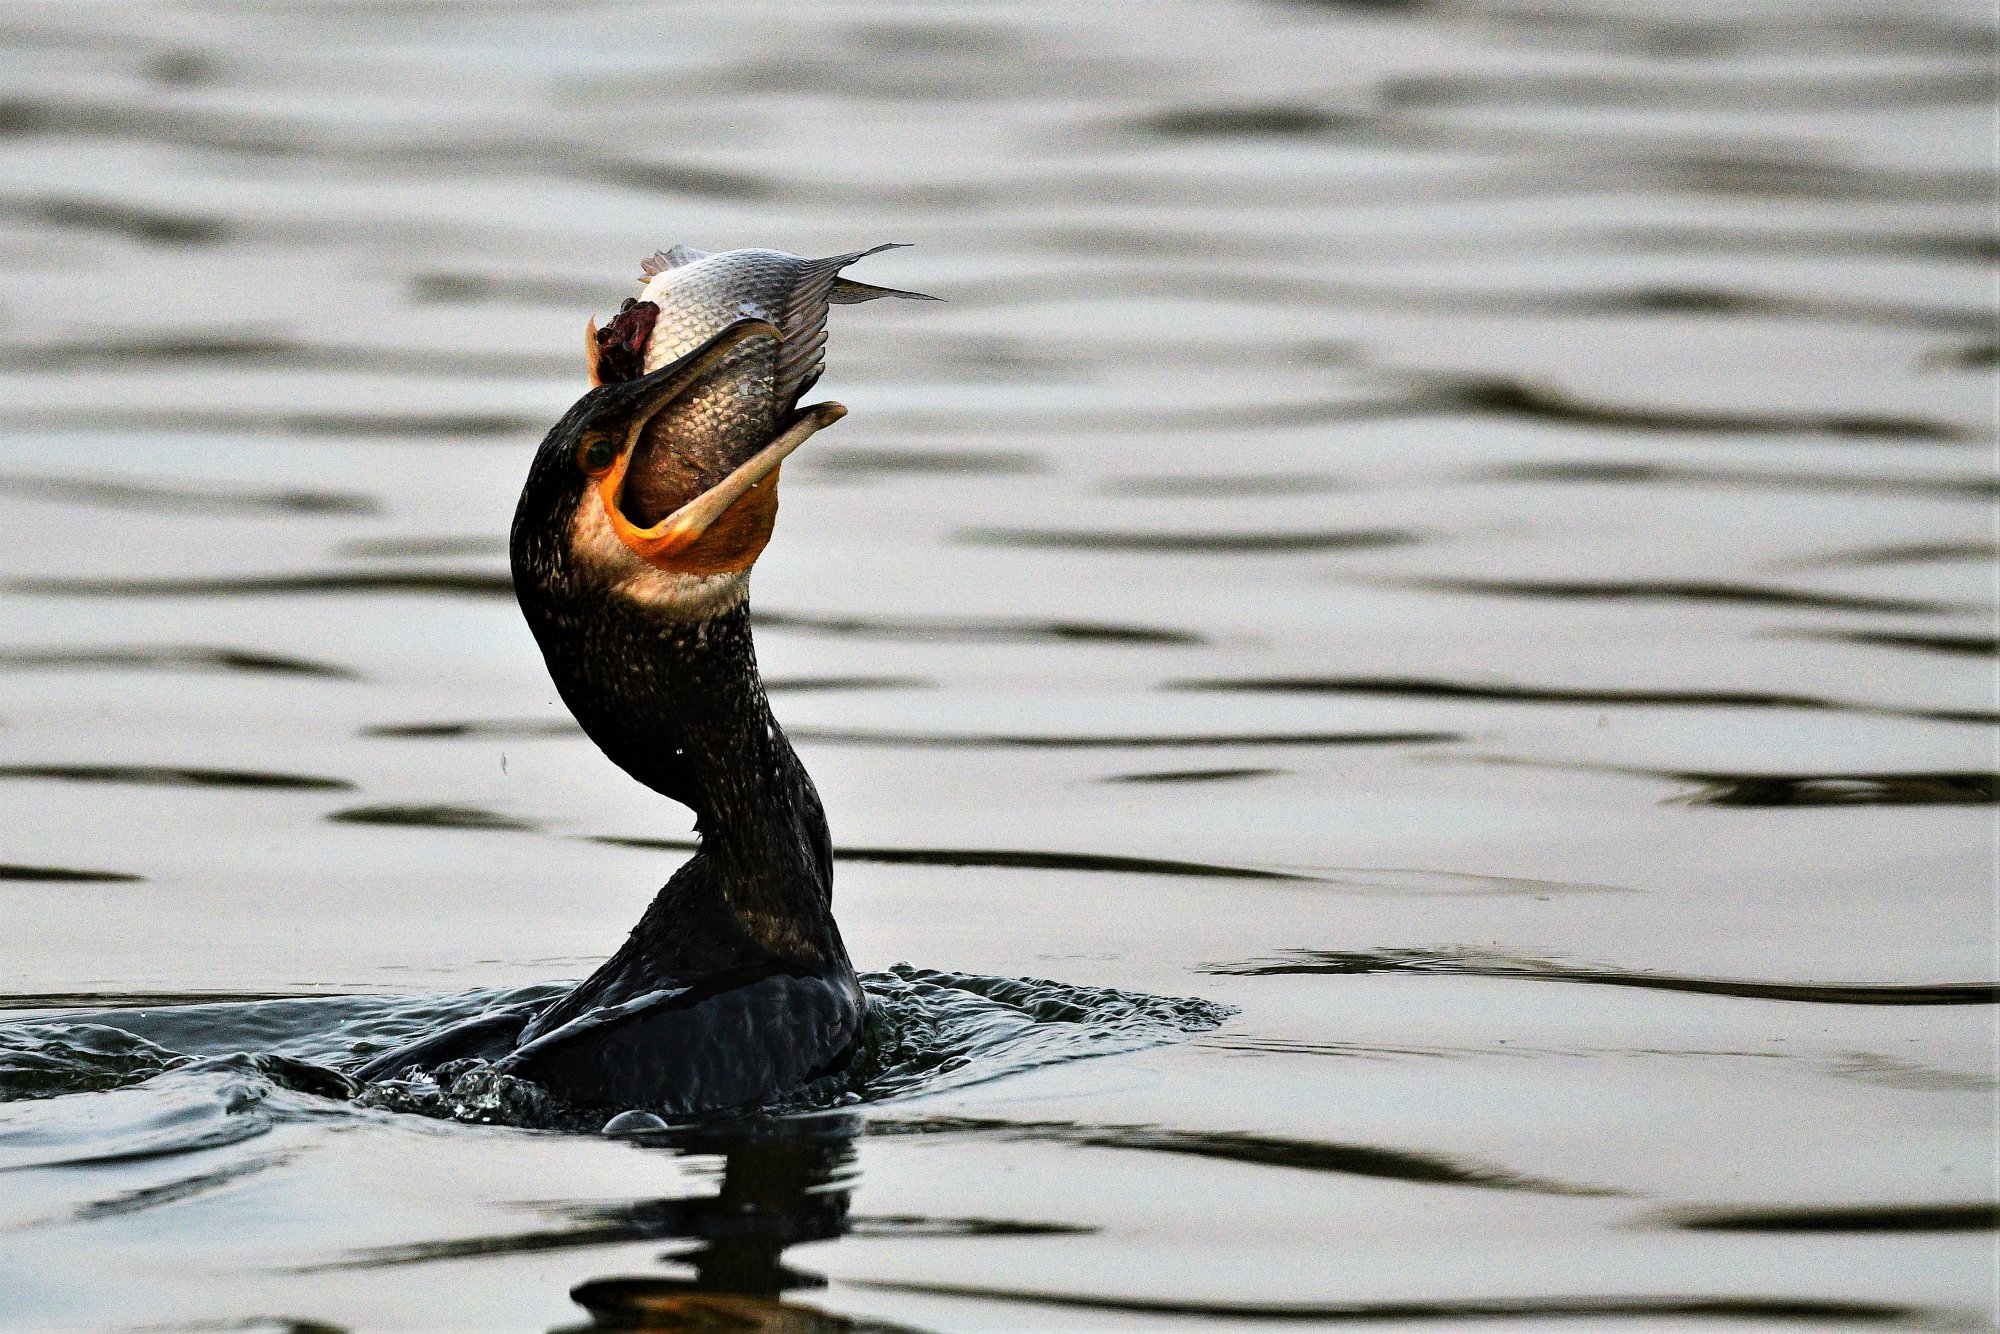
[594,323,846,576]
[586,298,662,388]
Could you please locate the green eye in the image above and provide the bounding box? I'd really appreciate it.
[579,436,618,473]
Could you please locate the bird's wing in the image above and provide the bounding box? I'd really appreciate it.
[498,964,862,1114]
[350,1004,540,1081]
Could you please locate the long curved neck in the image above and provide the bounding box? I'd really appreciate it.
[524,591,838,961]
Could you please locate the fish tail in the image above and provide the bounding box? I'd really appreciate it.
[829,277,942,304]
[773,245,934,406]
[824,242,940,302]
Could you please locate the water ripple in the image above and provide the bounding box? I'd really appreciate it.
[848,1283,1928,1326]
[1174,674,1981,725]
[0,863,141,884]
[1205,949,1999,1005]
[73,1149,295,1222]
[322,1204,1088,1272]
[963,527,1418,554]
[592,836,1316,883]
[0,764,353,792]
[1664,1202,1999,1234]
[866,1116,1613,1196]
[1400,577,1958,615]
[787,728,1460,749]
[329,804,537,832]
[1486,460,1999,499]
[0,646,357,678]
[1794,630,1997,658]
[13,571,514,599]
[1667,771,1996,808]
[0,472,376,517]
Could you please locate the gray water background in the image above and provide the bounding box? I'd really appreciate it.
[0,0,1995,1329]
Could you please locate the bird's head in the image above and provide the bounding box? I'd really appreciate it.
[511,319,845,621]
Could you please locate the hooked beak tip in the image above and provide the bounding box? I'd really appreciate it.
[603,400,847,575]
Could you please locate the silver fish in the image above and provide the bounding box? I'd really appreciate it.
[595,244,935,526]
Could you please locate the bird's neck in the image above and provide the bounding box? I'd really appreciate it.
[528,592,838,961]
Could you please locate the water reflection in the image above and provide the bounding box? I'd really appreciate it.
[571,1127,858,1332]
[322,1118,934,1332]
[337,1120,858,1282]
[555,1119,1105,1331]
[570,1285,927,1334]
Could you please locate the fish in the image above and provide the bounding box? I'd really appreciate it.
[587,244,937,527]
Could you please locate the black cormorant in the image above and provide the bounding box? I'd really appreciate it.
[355,314,869,1114]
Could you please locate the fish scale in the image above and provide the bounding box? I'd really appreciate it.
[621,244,933,527]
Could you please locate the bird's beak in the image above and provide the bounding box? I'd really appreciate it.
[603,316,776,426]
[594,320,845,575]
[607,402,846,576]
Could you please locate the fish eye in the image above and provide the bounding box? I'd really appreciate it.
[578,434,619,475]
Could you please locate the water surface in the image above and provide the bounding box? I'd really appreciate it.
[0,0,1993,1330]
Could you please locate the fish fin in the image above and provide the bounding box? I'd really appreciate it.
[639,244,710,279]
[773,244,927,408]
[829,277,942,304]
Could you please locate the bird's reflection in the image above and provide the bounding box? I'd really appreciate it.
[557,1113,921,1333]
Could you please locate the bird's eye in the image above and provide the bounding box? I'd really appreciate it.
[578,435,619,475]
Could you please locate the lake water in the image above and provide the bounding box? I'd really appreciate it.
[0,1,1994,1330]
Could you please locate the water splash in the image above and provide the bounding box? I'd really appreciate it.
[0,965,1232,1136]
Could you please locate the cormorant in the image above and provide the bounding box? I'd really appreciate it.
[357,247,928,1114]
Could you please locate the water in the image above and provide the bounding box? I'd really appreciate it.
[0,0,1994,1328]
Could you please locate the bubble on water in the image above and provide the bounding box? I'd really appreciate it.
[602,1109,670,1135]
